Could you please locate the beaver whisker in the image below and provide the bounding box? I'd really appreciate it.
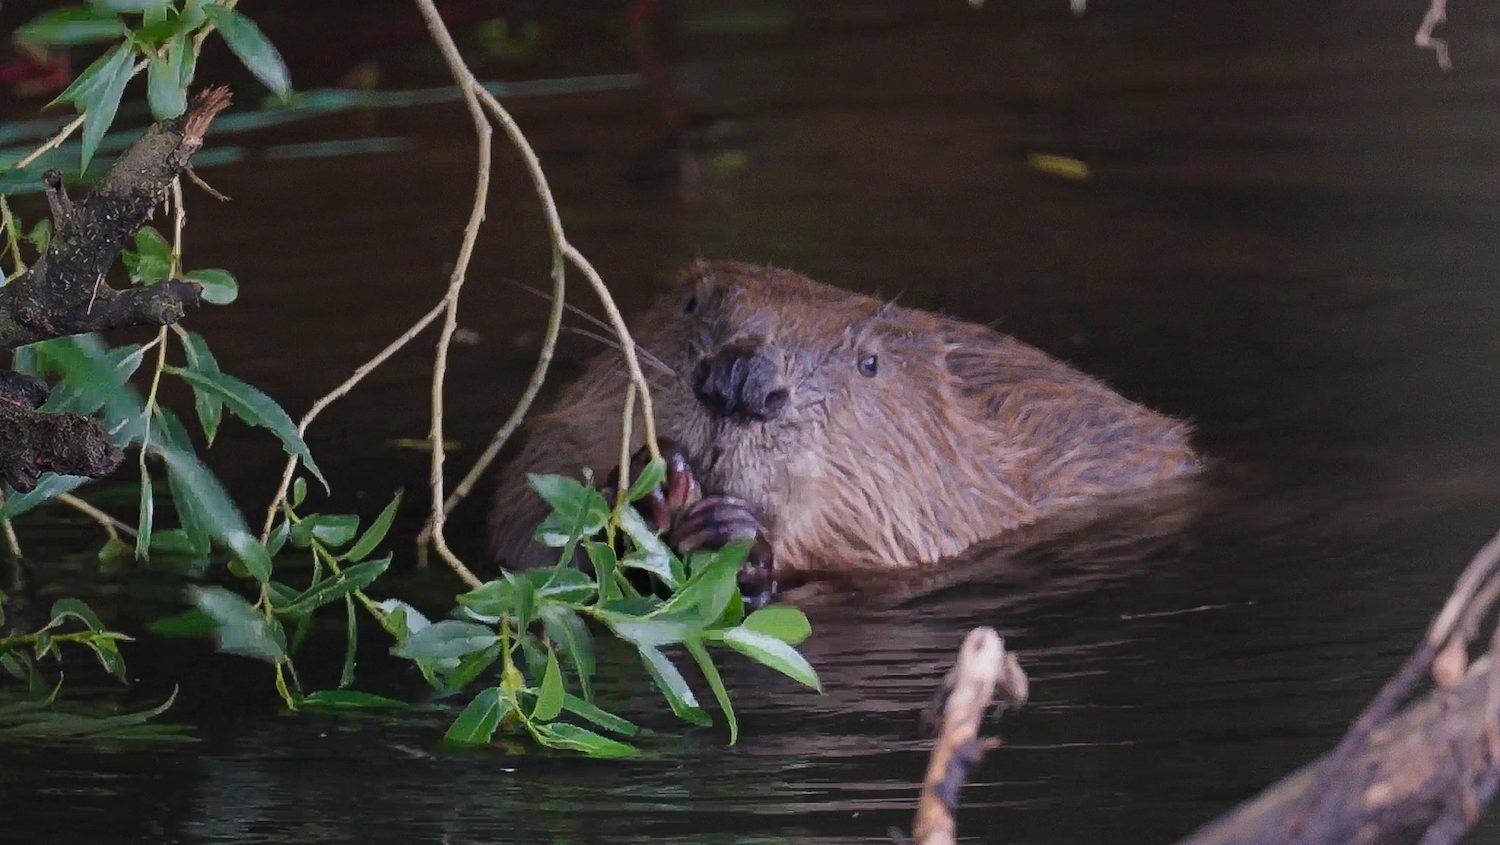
[508,278,677,376]
[562,326,676,377]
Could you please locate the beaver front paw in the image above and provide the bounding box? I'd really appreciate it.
[603,442,778,606]
[671,495,777,607]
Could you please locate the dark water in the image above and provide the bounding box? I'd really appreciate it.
[5,1,1500,842]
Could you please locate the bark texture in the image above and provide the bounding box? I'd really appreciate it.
[0,87,231,493]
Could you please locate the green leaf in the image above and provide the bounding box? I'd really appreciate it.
[437,642,504,695]
[168,367,326,490]
[540,605,594,701]
[443,687,508,744]
[165,456,212,556]
[653,541,745,625]
[531,648,565,722]
[342,490,401,562]
[27,218,52,252]
[202,5,290,96]
[340,595,357,688]
[298,690,409,710]
[616,506,676,587]
[529,568,594,603]
[17,7,123,46]
[97,534,133,574]
[528,473,609,548]
[560,694,640,736]
[274,555,390,615]
[685,637,737,744]
[0,475,88,520]
[0,688,178,739]
[31,335,144,430]
[146,35,187,119]
[48,42,127,108]
[177,331,223,445]
[742,606,812,645]
[530,721,638,758]
[190,586,286,663]
[584,542,620,602]
[147,608,216,638]
[637,646,710,726]
[714,627,821,692]
[392,620,498,662]
[599,611,692,650]
[625,457,666,502]
[290,476,307,508]
[266,519,291,557]
[128,226,173,284]
[84,635,127,681]
[135,470,154,560]
[78,43,136,172]
[185,268,238,305]
[156,443,272,581]
[47,597,105,633]
[289,513,358,549]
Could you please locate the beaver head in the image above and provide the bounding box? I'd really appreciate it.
[492,260,1197,574]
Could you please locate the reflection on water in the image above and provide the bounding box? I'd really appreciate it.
[4,0,1500,842]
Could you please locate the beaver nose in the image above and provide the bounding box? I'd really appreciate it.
[693,345,788,421]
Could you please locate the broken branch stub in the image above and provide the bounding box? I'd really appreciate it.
[0,86,233,349]
[909,626,1029,845]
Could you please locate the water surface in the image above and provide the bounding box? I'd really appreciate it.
[3,1,1500,842]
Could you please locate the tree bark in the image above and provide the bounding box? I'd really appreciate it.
[0,87,232,494]
[1179,656,1499,845]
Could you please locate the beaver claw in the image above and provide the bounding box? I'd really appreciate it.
[604,441,778,605]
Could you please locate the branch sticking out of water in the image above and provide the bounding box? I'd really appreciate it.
[1180,530,1500,845]
[901,627,1029,845]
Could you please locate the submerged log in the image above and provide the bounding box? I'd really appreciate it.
[0,87,232,494]
[1180,655,1499,845]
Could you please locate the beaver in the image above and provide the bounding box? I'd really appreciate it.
[488,260,1199,582]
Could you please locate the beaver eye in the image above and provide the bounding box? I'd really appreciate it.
[857,354,878,377]
[683,295,698,315]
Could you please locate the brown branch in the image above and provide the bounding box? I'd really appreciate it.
[906,627,1029,845]
[1180,531,1500,845]
[0,87,232,496]
[0,87,231,349]
[1415,0,1452,71]
[0,373,122,492]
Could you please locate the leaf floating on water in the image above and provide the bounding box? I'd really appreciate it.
[1027,152,1091,181]
[386,437,461,452]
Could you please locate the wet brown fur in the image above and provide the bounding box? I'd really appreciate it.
[489,260,1199,576]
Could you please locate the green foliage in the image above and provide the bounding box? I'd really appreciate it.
[388,473,820,756]
[1,2,820,757]
[16,1,294,170]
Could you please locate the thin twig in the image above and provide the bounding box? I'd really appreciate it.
[184,165,230,201]
[473,85,662,461]
[57,493,137,539]
[1416,0,1452,71]
[413,0,492,591]
[9,113,85,174]
[1,518,20,560]
[414,248,565,555]
[259,298,447,539]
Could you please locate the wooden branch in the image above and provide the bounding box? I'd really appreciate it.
[0,87,232,349]
[1180,532,1500,845]
[907,627,1030,845]
[0,375,121,492]
[1179,656,1500,845]
[0,87,232,495]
